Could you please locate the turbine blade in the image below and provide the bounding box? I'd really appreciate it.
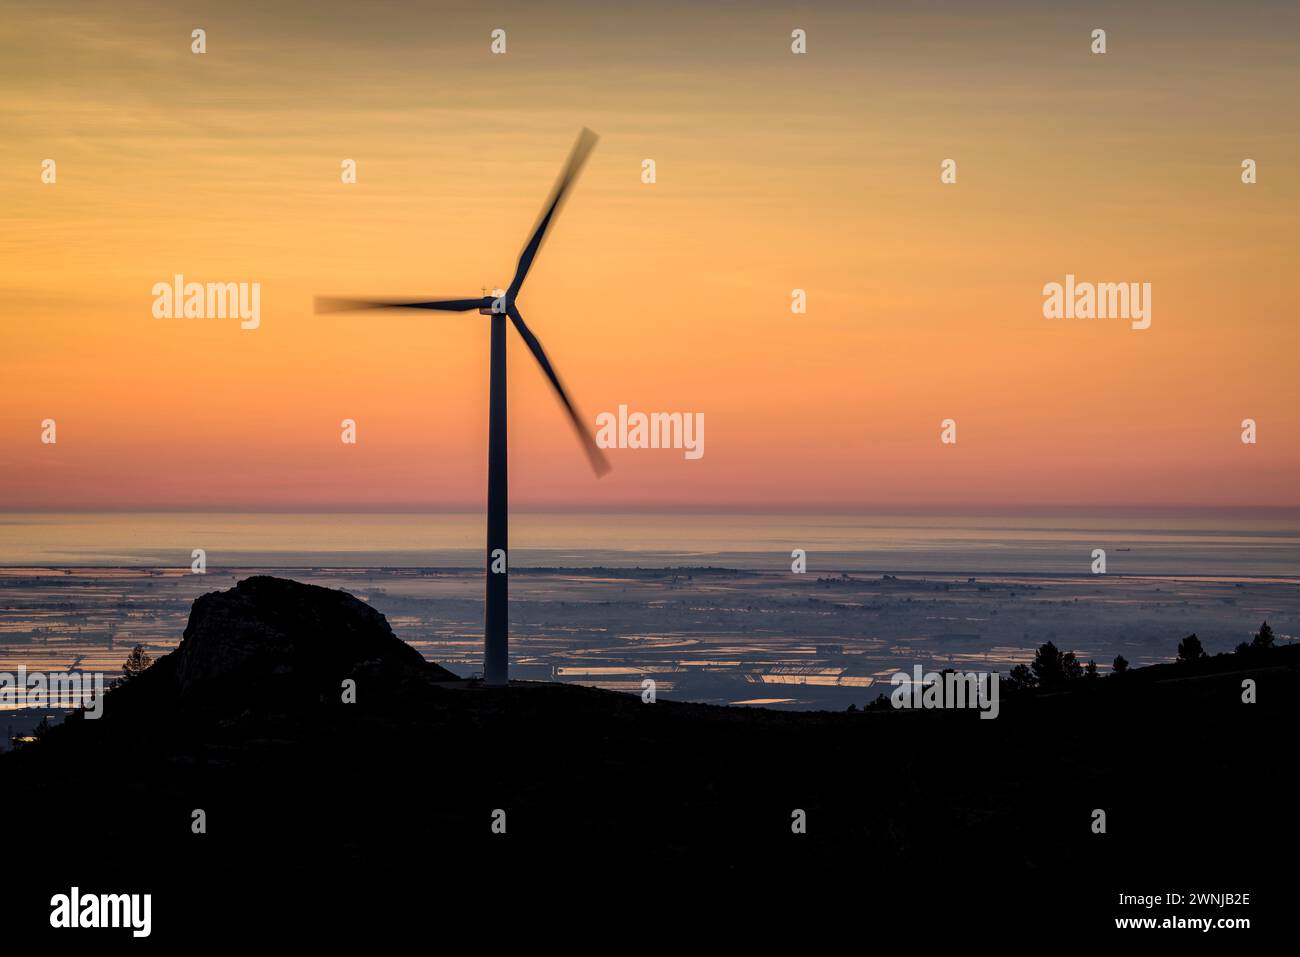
[508,305,610,477]
[507,128,599,299]
[315,296,488,314]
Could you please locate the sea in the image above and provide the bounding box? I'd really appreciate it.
[1,509,1298,576]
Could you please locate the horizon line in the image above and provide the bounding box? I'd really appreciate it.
[3,503,1300,516]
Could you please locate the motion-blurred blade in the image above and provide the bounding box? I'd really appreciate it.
[315,296,488,313]
[508,305,610,477]
[507,128,599,299]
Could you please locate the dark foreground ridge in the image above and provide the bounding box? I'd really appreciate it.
[6,576,1295,940]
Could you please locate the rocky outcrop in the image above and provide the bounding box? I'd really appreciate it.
[171,575,458,692]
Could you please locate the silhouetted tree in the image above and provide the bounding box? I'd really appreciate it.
[120,644,153,683]
[1113,655,1129,674]
[1085,659,1098,679]
[1030,641,1081,691]
[1236,622,1277,657]
[1005,663,1036,693]
[1177,633,1206,663]
[1064,653,1083,682]
[32,715,52,740]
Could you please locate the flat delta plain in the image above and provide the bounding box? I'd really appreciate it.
[3,566,1296,710]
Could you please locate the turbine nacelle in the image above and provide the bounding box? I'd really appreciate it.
[478,288,508,316]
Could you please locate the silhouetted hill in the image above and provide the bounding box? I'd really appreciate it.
[5,576,1294,941]
[110,576,457,716]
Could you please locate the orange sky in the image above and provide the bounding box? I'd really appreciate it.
[2,1,1298,509]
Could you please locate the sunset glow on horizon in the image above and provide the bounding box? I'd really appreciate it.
[4,0,1298,510]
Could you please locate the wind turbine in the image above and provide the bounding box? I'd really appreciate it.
[316,128,610,686]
